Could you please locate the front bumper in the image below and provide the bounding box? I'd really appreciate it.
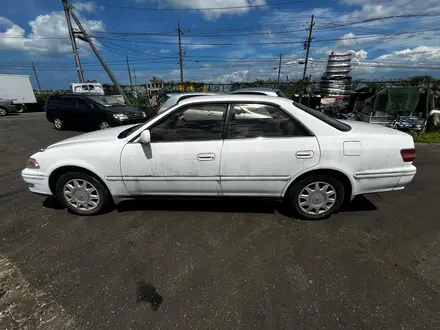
[21,169,52,196]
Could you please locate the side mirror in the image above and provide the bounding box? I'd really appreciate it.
[87,104,94,109]
[139,130,151,144]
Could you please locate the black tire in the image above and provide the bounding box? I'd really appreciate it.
[16,105,26,113]
[55,171,113,216]
[286,174,345,220]
[99,121,111,130]
[53,117,64,130]
[0,107,7,117]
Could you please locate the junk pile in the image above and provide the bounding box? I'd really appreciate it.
[319,53,354,101]
[356,87,438,131]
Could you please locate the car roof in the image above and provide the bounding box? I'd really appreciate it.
[177,94,291,107]
[169,92,218,97]
[231,87,279,93]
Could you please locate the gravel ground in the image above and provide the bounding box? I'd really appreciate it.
[1,112,440,329]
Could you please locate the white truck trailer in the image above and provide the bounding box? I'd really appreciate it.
[0,74,37,112]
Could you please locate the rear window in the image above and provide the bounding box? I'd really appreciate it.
[276,90,287,98]
[178,95,205,102]
[293,102,352,132]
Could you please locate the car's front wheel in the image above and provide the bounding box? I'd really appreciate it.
[55,172,113,215]
[287,174,345,220]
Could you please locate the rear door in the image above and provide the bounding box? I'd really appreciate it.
[57,95,78,123]
[220,103,320,197]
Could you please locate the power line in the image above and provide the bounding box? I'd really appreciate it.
[91,27,440,46]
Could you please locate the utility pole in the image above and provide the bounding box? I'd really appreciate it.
[133,69,137,86]
[177,21,184,83]
[126,56,133,88]
[69,8,130,104]
[32,62,41,93]
[62,0,84,82]
[277,54,282,83]
[302,15,315,80]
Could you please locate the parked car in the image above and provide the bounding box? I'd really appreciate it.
[157,92,218,114]
[230,87,287,98]
[22,95,416,220]
[45,94,147,130]
[0,98,24,116]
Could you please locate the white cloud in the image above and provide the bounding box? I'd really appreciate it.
[375,46,440,62]
[159,49,170,53]
[340,0,440,21]
[0,6,105,56]
[138,0,267,20]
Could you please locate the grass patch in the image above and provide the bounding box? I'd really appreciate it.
[412,132,440,143]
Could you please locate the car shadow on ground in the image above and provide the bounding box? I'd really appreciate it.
[117,195,378,218]
[43,195,377,219]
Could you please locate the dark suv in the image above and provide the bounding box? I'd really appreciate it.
[45,94,147,130]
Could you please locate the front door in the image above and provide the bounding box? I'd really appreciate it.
[120,103,228,196]
[220,103,320,197]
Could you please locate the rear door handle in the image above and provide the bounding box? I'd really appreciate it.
[296,151,314,159]
[197,153,216,161]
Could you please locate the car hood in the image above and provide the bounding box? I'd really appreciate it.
[340,120,412,137]
[46,125,138,149]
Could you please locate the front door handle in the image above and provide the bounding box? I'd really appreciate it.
[197,153,216,161]
[296,150,314,159]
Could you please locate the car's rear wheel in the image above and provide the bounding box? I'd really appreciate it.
[99,121,111,130]
[287,174,345,220]
[0,107,7,116]
[55,172,113,216]
[53,118,64,130]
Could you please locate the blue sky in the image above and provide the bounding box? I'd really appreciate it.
[1,0,440,89]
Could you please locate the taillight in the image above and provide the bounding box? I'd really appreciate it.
[156,105,161,113]
[401,148,416,162]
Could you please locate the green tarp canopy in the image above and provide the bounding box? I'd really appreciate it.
[361,87,433,119]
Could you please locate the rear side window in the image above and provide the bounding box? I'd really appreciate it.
[227,103,310,139]
[59,96,76,106]
[293,102,352,132]
[47,95,60,103]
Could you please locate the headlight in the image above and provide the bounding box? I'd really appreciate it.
[113,113,128,120]
[142,111,146,118]
[26,158,40,169]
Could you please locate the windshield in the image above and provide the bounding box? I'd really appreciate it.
[89,96,125,107]
[118,124,143,139]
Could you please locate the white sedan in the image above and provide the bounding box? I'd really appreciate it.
[21,95,416,220]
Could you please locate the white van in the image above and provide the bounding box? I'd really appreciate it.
[70,82,105,95]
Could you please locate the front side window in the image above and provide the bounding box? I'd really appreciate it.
[150,103,227,142]
[227,103,309,139]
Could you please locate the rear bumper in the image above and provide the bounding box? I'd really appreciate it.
[352,165,417,195]
[21,169,52,196]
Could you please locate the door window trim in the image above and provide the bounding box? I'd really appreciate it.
[224,102,314,140]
